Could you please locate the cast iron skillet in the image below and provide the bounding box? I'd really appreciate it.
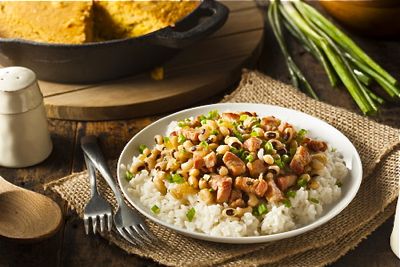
[0,0,229,83]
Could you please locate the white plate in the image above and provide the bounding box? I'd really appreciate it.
[117,103,362,244]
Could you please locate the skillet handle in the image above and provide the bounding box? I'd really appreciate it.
[152,0,229,49]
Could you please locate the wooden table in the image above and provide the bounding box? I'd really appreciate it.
[0,3,399,267]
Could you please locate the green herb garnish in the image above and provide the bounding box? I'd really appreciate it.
[283,199,292,208]
[297,129,308,141]
[199,141,208,148]
[172,173,184,184]
[151,205,160,214]
[210,130,219,135]
[138,144,147,154]
[250,131,259,137]
[125,170,134,181]
[281,154,291,163]
[233,130,244,142]
[206,110,219,120]
[166,174,173,183]
[274,157,285,169]
[264,141,274,154]
[297,177,308,188]
[239,114,249,121]
[178,134,186,144]
[245,154,255,163]
[309,198,319,204]
[186,207,196,222]
[163,136,170,143]
[257,203,268,215]
[286,190,297,198]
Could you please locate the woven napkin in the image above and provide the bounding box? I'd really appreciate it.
[46,70,399,267]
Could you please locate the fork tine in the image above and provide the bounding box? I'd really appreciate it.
[131,225,151,243]
[84,216,89,235]
[124,227,145,246]
[139,224,158,241]
[99,215,105,233]
[116,228,138,246]
[107,213,113,232]
[92,216,98,234]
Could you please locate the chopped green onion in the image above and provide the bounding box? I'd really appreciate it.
[257,203,268,215]
[210,130,219,135]
[281,154,291,163]
[125,170,134,181]
[178,134,186,144]
[166,174,173,183]
[297,177,308,188]
[289,147,297,156]
[151,205,160,214]
[206,110,219,120]
[264,141,274,154]
[138,144,147,154]
[274,157,285,169]
[309,198,319,204]
[199,141,208,148]
[283,198,292,208]
[201,119,207,125]
[251,131,259,137]
[239,114,249,121]
[245,154,255,163]
[209,188,215,192]
[172,173,184,184]
[163,136,170,143]
[233,130,244,142]
[297,129,308,139]
[186,207,196,222]
[286,190,297,198]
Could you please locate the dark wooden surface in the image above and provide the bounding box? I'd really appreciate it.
[0,2,399,267]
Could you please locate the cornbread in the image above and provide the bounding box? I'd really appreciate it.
[0,1,94,44]
[0,1,199,44]
[94,1,199,40]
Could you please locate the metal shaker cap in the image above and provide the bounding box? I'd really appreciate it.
[0,66,43,115]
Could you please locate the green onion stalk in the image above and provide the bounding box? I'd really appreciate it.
[267,0,400,115]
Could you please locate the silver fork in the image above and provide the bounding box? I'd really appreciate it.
[83,154,113,234]
[81,136,157,246]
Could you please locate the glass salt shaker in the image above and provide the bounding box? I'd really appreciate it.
[0,66,52,167]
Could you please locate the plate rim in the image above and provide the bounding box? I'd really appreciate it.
[117,103,363,244]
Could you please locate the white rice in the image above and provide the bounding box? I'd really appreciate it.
[126,150,348,237]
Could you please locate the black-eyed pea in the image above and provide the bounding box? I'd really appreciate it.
[154,135,163,145]
[199,179,208,189]
[189,168,200,177]
[235,206,252,216]
[219,126,230,136]
[199,188,214,204]
[216,145,230,155]
[188,175,199,189]
[263,154,274,165]
[247,193,259,207]
[218,166,229,176]
[154,172,167,195]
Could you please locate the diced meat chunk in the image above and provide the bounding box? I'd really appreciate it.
[209,175,232,203]
[243,137,262,152]
[193,151,205,169]
[221,112,240,121]
[307,140,328,152]
[204,151,217,168]
[228,189,245,208]
[179,128,199,142]
[223,152,246,176]
[278,121,293,133]
[261,116,281,127]
[276,175,297,192]
[247,159,267,177]
[234,176,268,197]
[266,179,284,203]
[290,146,311,175]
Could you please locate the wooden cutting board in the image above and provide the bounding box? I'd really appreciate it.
[37,1,265,121]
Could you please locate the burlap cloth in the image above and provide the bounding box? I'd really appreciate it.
[45,71,400,267]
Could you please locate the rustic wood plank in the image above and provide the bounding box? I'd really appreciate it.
[0,120,77,267]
